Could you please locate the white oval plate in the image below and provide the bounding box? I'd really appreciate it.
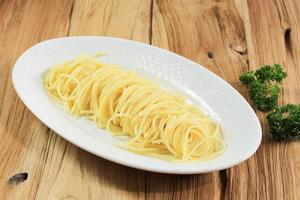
[12,36,261,174]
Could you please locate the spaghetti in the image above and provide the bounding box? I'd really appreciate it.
[44,54,226,161]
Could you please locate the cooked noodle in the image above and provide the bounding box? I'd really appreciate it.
[44,54,226,161]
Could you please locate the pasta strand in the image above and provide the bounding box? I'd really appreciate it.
[44,55,226,161]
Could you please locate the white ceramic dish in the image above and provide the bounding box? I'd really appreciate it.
[12,36,262,174]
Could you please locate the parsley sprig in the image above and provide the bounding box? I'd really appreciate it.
[267,104,300,141]
[240,64,300,141]
[240,64,287,111]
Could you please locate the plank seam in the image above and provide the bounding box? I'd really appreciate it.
[148,0,153,44]
[67,0,75,36]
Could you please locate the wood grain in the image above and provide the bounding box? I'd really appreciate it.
[0,0,299,199]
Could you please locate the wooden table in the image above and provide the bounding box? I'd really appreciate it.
[1,0,299,199]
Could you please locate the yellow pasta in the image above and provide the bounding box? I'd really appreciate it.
[44,54,226,161]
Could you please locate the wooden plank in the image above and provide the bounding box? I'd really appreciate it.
[0,0,73,199]
[150,0,249,199]
[69,0,152,42]
[34,0,152,200]
[224,0,299,199]
[0,0,151,199]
